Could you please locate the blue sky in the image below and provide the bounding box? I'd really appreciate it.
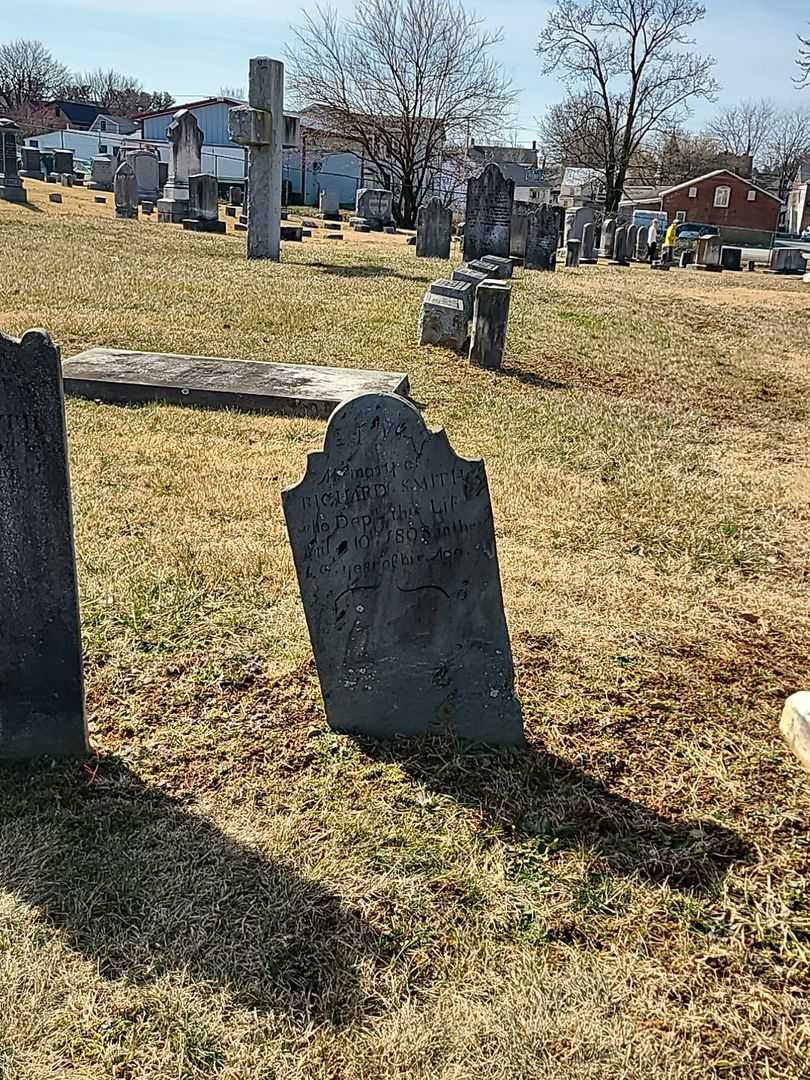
[5,0,809,139]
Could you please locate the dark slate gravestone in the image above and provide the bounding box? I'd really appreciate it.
[463,163,514,264]
[0,330,87,760]
[283,393,524,745]
[416,197,452,259]
[524,204,559,271]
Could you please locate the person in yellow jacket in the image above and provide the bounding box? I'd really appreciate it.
[662,220,678,263]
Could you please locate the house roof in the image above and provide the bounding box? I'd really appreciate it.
[468,144,538,167]
[94,114,138,134]
[47,99,101,127]
[660,168,782,203]
[134,96,244,121]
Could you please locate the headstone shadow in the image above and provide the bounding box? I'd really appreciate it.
[308,262,427,281]
[0,758,382,1025]
[352,735,752,892]
[494,367,568,391]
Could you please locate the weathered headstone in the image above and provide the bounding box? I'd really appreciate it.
[565,238,581,268]
[564,204,594,245]
[125,149,161,202]
[469,281,511,369]
[319,189,340,220]
[479,254,512,279]
[0,118,25,203]
[524,203,559,271]
[510,200,531,260]
[418,293,469,351]
[60,173,74,188]
[183,173,226,232]
[0,329,87,760]
[611,225,629,264]
[229,57,301,260]
[88,154,114,190]
[52,149,73,175]
[229,185,243,206]
[429,278,474,319]
[625,225,638,261]
[581,221,597,263]
[452,265,490,289]
[463,163,514,263]
[416,197,452,259]
[114,161,138,219]
[48,192,62,204]
[18,145,43,180]
[282,393,524,745]
[766,248,807,275]
[720,245,742,271]
[695,235,722,271]
[600,218,616,259]
[635,228,649,262]
[355,188,395,231]
[157,109,203,223]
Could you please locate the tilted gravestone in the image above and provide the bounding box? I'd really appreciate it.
[416,197,452,259]
[524,203,559,271]
[0,330,87,760]
[463,163,514,263]
[283,393,524,745]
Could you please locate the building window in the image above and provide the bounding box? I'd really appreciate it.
[98,120,107,131]
[99,144,108,154]
[714,185,731,208]
[676,210,687,222]
[688,186,697,198]
[747,189,756,201]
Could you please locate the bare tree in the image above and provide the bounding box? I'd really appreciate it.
[0,39,70,111]
[68,68,173,116]
[798,24,810,86]
[706,98,774,161]
[759,106,810,201]
[286,0,515,227]
[537,0,719,212]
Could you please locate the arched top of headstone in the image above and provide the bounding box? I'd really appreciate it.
[114,160,135,176]
[478,161,505,182]
[167,109,202,143]
[286,393,477,493]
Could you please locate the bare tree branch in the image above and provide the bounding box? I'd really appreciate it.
[0,39,70,111]
[285,0,516,226]
[705,98,775,161]
[537,0,718,211]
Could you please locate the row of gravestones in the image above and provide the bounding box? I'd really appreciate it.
[0,328,524,761]
[418,255,513,367]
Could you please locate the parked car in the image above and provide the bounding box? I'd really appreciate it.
[675,222,720,242]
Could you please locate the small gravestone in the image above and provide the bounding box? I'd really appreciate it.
[696,235,722,271]
[114,161,138,219]
[635,228,649,262]
[479,254,512,279]
[510,200,531,260]
[600,218,616,259]
[0,118,26,203]
[564,205,593,245]
[19,145,43,180]
[581,221,597,263]
[157,109,203,223]
[416,197,452,259]
[49,192,62,204]
[319,189,340,220]
[282,393,524,745]
[524,203,558,271]
[430,278,474,319]
[0,329,87,760]
[89,154,114,191]
[611,225,629,265]
[125,149,161,202]
[94,195,107,204]
[60,173,74,188]
[355,188,395,230]
[625,225,638,261]
[766,248,806,275]
[183,173,226,233]
[53,149,73,175]
[565,238,581,268]
[418,292,469,351]
[720,245,742,271]
[452,265,490,288]
[469,281,511,369]
[463,163,514,263]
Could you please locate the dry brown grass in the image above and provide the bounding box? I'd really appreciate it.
[0,186,809,1080]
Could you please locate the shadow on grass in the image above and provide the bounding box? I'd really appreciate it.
[495,367,568,391]
[0,758,381,1024]
[308,262,427,282]
[18,201,44,213]
[353,735,752,892]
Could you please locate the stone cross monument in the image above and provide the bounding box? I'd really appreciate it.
[229,57,300,261]
[157,109,203,223]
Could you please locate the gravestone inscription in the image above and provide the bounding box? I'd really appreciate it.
[463,163,514,263]
[283,393,524,745]
[0,330,87,760]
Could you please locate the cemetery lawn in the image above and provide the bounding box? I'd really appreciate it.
[1,184,810,1080]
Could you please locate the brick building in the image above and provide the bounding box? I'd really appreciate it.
[659,169,780,232]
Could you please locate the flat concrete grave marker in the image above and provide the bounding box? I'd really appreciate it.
[63,348,409,418]
[463,163,514,263]
[282,393,524,745]
[416,197,452,259]
[0,330,87,760]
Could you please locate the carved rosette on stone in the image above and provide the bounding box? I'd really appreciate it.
[283,393,524,746]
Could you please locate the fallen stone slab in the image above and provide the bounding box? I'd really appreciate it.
[781,693,810,772]
[63,348,410,418]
